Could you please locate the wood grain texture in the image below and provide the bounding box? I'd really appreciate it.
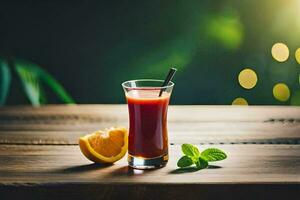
[1,184,299,200]
[0,144,300,199]
[0,105,299,145]
[0,144,300,184]
[0,126,299,145]
[1,105,300,125]
[0,105,300,199]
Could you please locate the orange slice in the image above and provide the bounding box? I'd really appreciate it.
[79,127,128,164]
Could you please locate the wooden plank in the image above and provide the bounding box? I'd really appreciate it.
[1,184,299,200]
[0,144,299,199]
[0,123,299,145]
[1,105,299,124]
[0,105,300,199]
[0,144,299,184]
[0,105,299,145]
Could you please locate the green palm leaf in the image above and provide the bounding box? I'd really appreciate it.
[39,68,75,104]
[0,59,11,105]
[15,63,42,106]
[14,60,75,105]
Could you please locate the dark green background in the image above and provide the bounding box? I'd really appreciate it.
[1,0,299,105]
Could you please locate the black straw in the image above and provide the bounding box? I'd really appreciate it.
[159,68,177,97]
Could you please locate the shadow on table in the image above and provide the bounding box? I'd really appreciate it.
[208,165,222,169]
[55,163,112,173]
[169,165,222,174]
[106,166,157,177]
[54,164,222,175]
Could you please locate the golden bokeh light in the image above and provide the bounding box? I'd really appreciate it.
[273,83,290,102]
[238,68,258,89]
[232,97,248,105]
[295,48,300,64]
[271,43,289,62]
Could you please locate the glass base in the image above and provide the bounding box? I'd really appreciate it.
[128,154,168,169]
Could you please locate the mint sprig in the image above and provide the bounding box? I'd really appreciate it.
[181,143,200,157]
[201,148,227,162]
[177,156,194,168]
[177,144,227,170]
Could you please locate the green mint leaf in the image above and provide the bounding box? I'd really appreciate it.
[195,156,208,169]
[177,156,194,168]
[181,144,200,157]
[193,146,200,157]
[201,148,227,162]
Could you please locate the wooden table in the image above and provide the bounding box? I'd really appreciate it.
[0,105,299,200]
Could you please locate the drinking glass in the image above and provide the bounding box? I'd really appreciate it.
[122,79,174,169]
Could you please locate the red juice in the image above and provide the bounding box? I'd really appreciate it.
[126,90,170,159]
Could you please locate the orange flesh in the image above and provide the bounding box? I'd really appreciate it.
[88,130,125,157]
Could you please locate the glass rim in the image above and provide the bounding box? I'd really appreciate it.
[122,79,174,89]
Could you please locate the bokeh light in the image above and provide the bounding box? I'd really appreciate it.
[232,97,248,105]
[273,83,290,102]
[271,43,289,62]
[295,48,300,64]
[205,9,244,50]
[238,68,258,89]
